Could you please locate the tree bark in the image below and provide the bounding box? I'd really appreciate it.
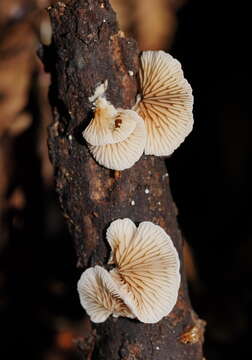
[45,0,205,358]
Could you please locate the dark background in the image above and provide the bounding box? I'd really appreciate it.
[0,0,251,359]
[169,1,251,359]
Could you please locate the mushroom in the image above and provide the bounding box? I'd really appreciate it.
[83,97,138,146]
[77,219,180,323]
[88,112,146,171]
[135,50,194,156]
[107,218,181,323]
[83,81,147,170]
[77,265,134,323]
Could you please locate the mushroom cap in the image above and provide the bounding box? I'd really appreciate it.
[136,50,193,156]
[77,265,134,323]
[83,97,138,146]
[107,219,181,323]
[89,112,146,171]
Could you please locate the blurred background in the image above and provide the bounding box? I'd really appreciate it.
[0,0,251,359]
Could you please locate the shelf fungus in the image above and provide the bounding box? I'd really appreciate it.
[107,219,181,323]
[135,50,194,156]
[77,265,134,323]
[83,82,147,170]
[88,114,146,171]
[77,218,181,323]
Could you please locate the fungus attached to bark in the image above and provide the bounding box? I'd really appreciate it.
[83,97,138,146]
[83,82,147,170]
[77,219,180,323]
[107,218,181,323]
[135,50,194,156]
[77,265,134,323]
[88,113,146,171]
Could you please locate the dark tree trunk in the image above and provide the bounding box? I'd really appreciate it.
[45,0,205,358]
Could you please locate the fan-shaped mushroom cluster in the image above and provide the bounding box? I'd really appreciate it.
[77,218,181,323]
[83,50,193,170]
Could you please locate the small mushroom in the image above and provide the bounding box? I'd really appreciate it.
[135,50,193,156]
[77,265,134,323]
[83,97,138,146]
[107,219,181,323]
[88,113,146,171]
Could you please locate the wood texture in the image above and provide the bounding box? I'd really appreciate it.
[45,0,205,358]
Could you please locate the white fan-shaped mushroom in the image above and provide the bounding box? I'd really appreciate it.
[135,50,194,156]
[108,220,181,323]
[77,265,134,323]
[83,97,138,146]
[89,113,146,171]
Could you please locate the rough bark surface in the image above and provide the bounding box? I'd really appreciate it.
[45,0,205,359]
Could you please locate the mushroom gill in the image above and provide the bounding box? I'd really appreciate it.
[107,218,181,323]
[77,265,134,323]
[135,50,194,156]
